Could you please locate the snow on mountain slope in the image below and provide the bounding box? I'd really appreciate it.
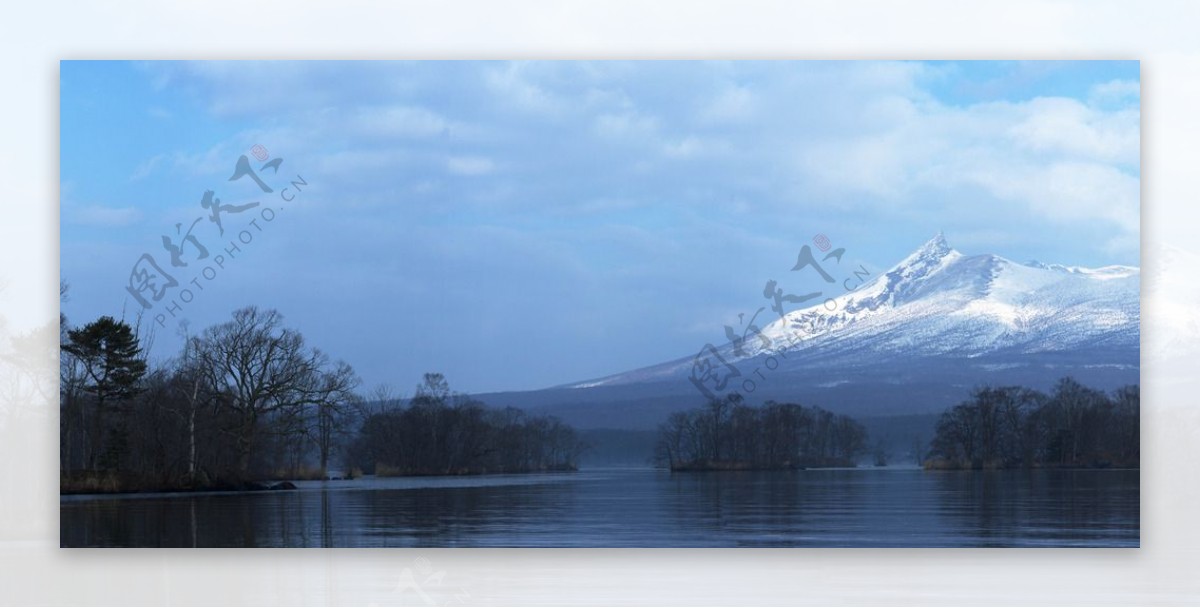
[750,232,1138,360]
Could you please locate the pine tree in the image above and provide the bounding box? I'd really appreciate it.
[63,316,147,470]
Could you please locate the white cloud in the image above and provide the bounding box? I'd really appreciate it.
[1007,97,1138,164]
[352,105,455,139]
[169,142,237,178]
[787,90,1139,245]
[142,61,1140,262]
[445,156,495,176]
[967,160,1139,233]
[129,154,164,181]
[796,131,915,201]
[1090,79,1141,105]
[662,136,707,159]
[484,62,565,116]
[593,111,658,140]
[314,148,414,175]
[701,85,756,123]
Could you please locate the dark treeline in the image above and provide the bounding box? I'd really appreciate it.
[655,396,868,471]
[60,296,583,493]
[61,306,359,491]
[348,373,583,476]
[926,378,1139,470]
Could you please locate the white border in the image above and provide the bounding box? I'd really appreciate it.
[3,1,1196,605]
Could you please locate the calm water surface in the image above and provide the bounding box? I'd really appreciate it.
[60,467,1138,547]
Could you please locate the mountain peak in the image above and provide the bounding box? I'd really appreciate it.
[916,231,951,258]
[894,232,956,272]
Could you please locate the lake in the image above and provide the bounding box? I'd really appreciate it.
[59,467,1139,548]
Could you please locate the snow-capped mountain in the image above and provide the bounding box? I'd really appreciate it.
[567,233,1138,390]
[748,232,1138,362]
[478,235,1139,427]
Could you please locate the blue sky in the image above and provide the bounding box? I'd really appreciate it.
[60,60,1140,394]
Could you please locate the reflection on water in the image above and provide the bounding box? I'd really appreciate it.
[931,469,1140,547]
[60,468,1138,548]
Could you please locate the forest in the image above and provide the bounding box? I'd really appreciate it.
[59,298,583,493]
[347,373,584,476]
[655,396,869,470]
[926,379,1140,469]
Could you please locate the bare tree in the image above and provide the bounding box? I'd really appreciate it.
[195,307,333,475]
[305,359,360,477]
[655,399,868,470]
[655,411,691,469]
[928,379,1135,469]
[166,324,212,484]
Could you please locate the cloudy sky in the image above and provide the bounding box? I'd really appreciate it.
[60,60,1140,394]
